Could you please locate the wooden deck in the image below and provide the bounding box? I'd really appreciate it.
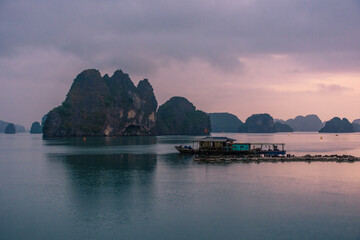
[193,154,360,163]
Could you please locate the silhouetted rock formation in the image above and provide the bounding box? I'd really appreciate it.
[274,118,286,124]
[155,97,211,135]
[238,113,277,133]
[208,112,243,132]
[352,123,360,132]
[4,123,16,134]
[285,114,323,131]
[319,117,355,133]
[43,69,157,137]
[274,122,293,132]
[352,119,360,126]
[0,120,25,133]
[30,122,42,134]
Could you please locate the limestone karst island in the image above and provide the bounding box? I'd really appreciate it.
[43,69,211,137]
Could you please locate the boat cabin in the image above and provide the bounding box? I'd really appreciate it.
[199,137,236,150]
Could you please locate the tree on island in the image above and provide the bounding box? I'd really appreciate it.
[4,123,16,134]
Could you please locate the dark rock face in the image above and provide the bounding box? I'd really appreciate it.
[274,122,293,132]
[319,117,354,133]
[208,112,243,132]
[30,122,42,134]
[285,115,323,131]
[155,97,211,135]
[4,123,16,134]
[238,113,276,133]
[43,69,157,137]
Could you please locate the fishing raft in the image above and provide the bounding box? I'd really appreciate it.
[194,154,360,163]
[175,137,360,163]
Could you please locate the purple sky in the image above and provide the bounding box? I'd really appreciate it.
[1,0,360,127]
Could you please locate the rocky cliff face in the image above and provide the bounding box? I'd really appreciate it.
[319,117,354,133]
[43,69,157,137]
[155,97,211,135]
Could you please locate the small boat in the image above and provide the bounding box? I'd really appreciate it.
[175,137,286,156]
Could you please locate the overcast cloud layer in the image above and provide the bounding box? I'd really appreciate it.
[1,0,360,127]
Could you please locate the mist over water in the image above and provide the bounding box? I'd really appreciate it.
[1,133,360,239]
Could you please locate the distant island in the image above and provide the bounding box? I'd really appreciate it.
[155,97,211,135]
[43,69,210,137]
[33,68,360,136]
[208,113,243,133]
[282,114,323,132]
[319,117,355,133]
[238,113,293,133]
[30,122,42,134]
[0,120,26,133]
[4,123,16,134]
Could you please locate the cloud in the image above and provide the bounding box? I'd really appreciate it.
[1,0,360,73]
[1,0,360,125]
[317,84,352,93]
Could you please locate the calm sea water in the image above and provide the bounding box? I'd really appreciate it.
[1,132,360,240]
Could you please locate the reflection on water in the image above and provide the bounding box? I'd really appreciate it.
[1,133,360,239]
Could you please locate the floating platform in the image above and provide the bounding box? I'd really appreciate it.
[193,154,360,163]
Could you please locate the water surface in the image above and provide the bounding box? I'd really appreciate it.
[1,133,360,239]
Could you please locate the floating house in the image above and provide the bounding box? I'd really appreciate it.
[198,137,236,150]
[176,137,286,156]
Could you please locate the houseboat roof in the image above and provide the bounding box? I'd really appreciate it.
[246,143,285,145]
[199,137,236,142]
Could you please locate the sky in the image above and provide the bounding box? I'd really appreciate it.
[1,0,360,127]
